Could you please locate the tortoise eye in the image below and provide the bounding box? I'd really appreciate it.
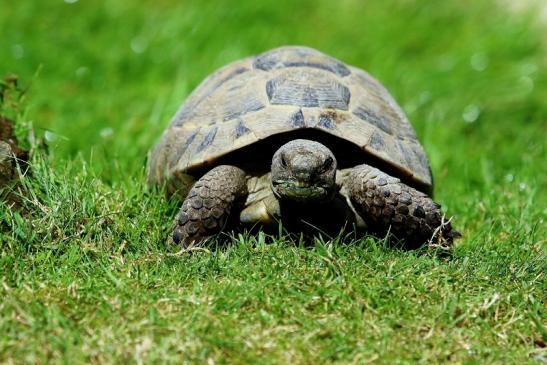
[280,155,288,168]
[322,157,333,171]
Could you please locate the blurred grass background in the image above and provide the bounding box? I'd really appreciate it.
[0,0,546,363]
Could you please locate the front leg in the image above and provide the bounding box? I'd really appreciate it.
[172,165,247,246]
[343,164,460,248]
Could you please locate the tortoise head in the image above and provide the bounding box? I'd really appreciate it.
[271,139,337,203]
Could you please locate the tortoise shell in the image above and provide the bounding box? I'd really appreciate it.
[148,46,432,193]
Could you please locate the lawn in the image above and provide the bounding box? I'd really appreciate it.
[1,0,546,363]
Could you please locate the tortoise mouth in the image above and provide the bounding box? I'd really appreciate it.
[271,180,333,202]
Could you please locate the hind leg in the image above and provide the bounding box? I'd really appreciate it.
[172,165,248,246]
[343,164,460,248]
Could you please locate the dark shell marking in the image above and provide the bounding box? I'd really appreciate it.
[196,126,218,153]
[289,109,305,128]
[266,70,350,110]
[170,129,199,168]
[369,132,385,151]
[234,120,251,138]
[220,67,249,85]
[318,114,335,129]
[353,106,392,135]
[222,100,265,122]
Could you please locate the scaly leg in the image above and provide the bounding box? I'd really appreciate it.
[343,164,460,248]
[172,165,247,246]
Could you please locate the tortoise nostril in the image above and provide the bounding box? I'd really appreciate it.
[295,171,311,182]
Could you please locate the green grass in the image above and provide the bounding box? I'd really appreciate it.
[1,0,546,363]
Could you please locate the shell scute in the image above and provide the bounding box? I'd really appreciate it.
[266,69,350,110]
[253,46,351,77]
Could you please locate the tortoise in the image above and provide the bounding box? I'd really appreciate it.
[148,46,459,247]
